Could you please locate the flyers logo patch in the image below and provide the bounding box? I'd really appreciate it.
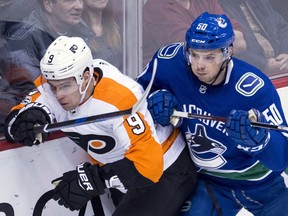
[65,132,116,154]
[235,72,264,96]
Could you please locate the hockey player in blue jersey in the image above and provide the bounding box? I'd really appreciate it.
[137,12,288,216]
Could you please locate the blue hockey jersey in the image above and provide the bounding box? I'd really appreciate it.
[137,42,288,189]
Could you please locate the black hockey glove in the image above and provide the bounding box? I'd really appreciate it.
[7,103,53,146]
[147,89,182,127]
[99,164,127,193]
[225,108,270,153]
[52,162,105,211]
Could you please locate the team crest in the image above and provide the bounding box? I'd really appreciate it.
[235,72,264,96]
[216,17,228,28]
[158,42,183,59]
[199,85,207,94]
[65,132,116,154]
[185,124,227,170]
[69,44,78,53]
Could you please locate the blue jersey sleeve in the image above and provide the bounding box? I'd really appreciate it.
[231,60,288,171]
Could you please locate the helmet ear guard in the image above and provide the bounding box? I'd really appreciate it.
[221,46,233,60]
[40,36,94,85]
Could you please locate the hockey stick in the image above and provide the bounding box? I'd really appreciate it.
[34,58,157,134]
[32,189,102,216]
[172,110,288,132]
[33,189,53,216]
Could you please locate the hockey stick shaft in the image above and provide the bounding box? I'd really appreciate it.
[32,189,102,216]
[172,110,288,132]
[35,109,131,134]
[34,58,157,134]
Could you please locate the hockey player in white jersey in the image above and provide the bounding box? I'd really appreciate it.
[137,12,288,216]
[4,36,197,215]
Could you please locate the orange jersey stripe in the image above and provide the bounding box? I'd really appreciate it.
[162,128,181,153]
[11,75,43,112]
[11,90,41,111]
[34,75,43,88]
[93,77,138,110]
[123,112,163,183]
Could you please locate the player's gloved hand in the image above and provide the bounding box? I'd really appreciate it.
[7,103,53,146]
[99,164,127,194]
[225,108,270,153]
[52,162,105,211]
[147,89,182,127]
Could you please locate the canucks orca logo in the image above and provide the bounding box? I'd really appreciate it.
[185,124,227,169]
[65,131,116,154]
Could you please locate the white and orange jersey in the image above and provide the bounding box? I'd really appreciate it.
[10,59,186,183]
[156,124,186,170]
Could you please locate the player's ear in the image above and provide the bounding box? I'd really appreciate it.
[228,46,233,58]
[81,68,93,90]
[83,68,91,81]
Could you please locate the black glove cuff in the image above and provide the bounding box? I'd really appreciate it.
[4,109,19,142]
[79,163,105,196]
[100,158,154,189]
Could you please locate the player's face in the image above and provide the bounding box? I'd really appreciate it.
[49,0,83,26]
[189,49,226,84]
[84,0,109,10]
[47,77,81,111]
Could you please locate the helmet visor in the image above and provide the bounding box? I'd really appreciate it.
[42,76,80,97]
[48,79,79,96]
[188,49,226,65]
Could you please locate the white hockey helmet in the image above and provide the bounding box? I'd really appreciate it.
[40,36,93,84]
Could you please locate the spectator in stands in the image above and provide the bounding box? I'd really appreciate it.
[0,48,33,131]
[0,17,36,131]
[82,0,123,70]
[4,0,94,82]
[218,0,288,76]
[142,0,247,66]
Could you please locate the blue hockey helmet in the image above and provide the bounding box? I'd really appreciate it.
[185,12,235,51]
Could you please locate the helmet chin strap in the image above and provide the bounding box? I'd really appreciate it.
[69,73,94,114]
[208,57,231,85]
[208,46,233,85]
[79,75,93,104]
